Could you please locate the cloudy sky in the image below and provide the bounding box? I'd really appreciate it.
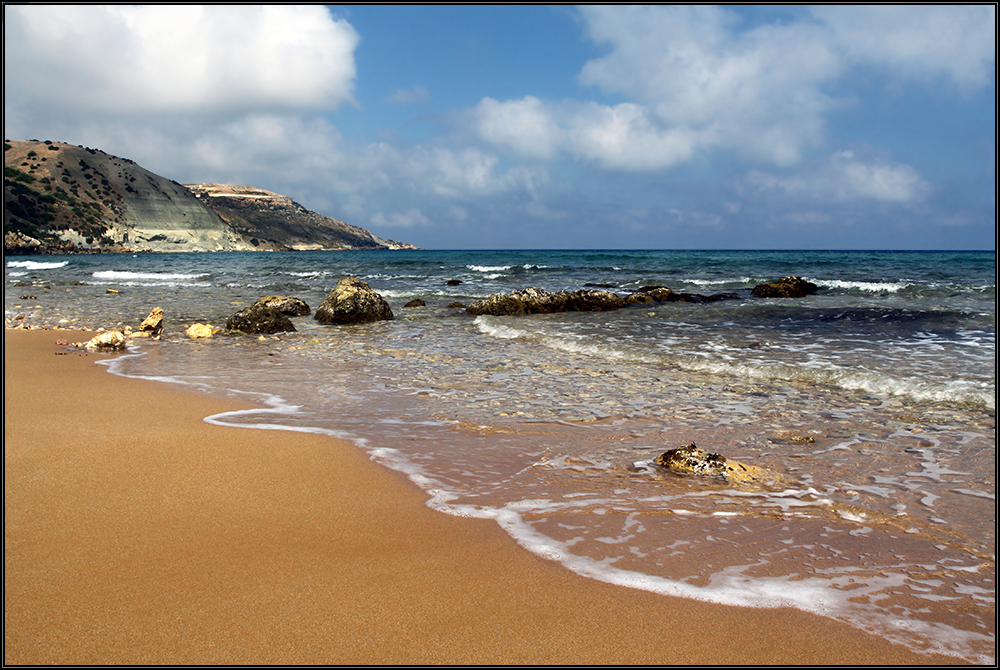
[5,5,995,249]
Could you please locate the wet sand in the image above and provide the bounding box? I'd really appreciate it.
[4,329,960,665]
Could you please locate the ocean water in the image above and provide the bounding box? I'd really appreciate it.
[6,249,996,662]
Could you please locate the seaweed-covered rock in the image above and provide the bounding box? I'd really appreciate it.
[751,276,818,298]
[226,302,296,334]
[255,295,310,316]
[314,276,393,325]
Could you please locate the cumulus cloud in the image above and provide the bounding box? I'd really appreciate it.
[4,5,358,115]
[811,5,997,90]
[471,5,995,172]
[742,151,930,204]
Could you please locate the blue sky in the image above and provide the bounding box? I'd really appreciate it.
[5,5,996,250]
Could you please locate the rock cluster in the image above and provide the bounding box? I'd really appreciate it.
[314,277,394,325]
[466,285,741,316]
[466,287,626,316]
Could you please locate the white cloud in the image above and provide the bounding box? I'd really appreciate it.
[471,5,995,172]
[811,5,997,90]
[743,151,930,204]
[4,5,358,115]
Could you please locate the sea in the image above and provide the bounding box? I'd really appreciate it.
[6,249,996,662]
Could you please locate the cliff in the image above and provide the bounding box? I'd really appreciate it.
[3,140,417,254]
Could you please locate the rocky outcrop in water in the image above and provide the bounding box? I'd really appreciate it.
[751,276,818,298]
[466,287,625,316]
[314,277,394,325]
[467,285,741,316]
[226,302,296,334]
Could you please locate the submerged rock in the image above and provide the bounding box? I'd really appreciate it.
[314,276,393,325]
[255,295,310,317]
[226,302,296,334]
[654,443,729,476]
[404,298,426,308]
[751,276,818,298]
[654,443,775,485]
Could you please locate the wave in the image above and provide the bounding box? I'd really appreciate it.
[473,316,995,409]
[6,260,69,270]
[91,270,207,284]
[810,278,911,293]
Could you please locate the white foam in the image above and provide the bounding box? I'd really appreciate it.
[6,259,70,270]
[810,278,910,292]
[92,270,204,284]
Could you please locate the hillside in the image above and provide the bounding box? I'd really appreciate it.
[3,140,417,254]
[186,184,416,251]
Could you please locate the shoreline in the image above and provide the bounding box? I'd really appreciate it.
[4,329,963,664]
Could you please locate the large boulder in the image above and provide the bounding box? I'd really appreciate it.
[255,295,310,316]
[314,277,393,325]
[226,302,296,334]
[751,276,818,298]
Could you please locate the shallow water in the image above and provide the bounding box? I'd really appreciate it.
[6,249,995,662]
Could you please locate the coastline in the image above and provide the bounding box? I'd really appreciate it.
[4,329,963,665]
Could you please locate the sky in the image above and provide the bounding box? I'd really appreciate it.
[4,5,996,250]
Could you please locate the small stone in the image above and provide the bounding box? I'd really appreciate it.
[186,323,216,339]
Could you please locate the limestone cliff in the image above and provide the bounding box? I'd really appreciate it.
[3,140,417,254]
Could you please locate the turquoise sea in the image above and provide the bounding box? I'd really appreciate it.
[6,249,996,662]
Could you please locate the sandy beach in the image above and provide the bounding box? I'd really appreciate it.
[4,329,962,665]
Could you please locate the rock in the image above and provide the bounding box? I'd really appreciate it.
[466,287,624,316]
[751,276,818,298]
[84,330,127,351]
[226,302,296,334]
[566,288,626,311]
[186,323,216,339]
[653,443,776,485]
[447,302,466,309]
[446,279,462,286]
[255,295,310,316]
[314,276,393,325]
[404,298,426,308]
[138,307,164,337]
[654,443,729,476]
[106,288,121,294]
